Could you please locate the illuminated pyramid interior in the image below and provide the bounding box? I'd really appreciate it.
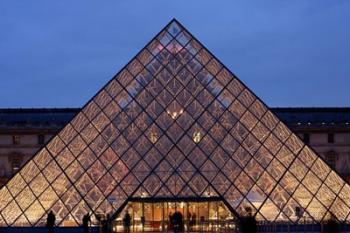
[0,19,350,227]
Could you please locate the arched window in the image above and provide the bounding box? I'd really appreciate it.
[325,151,337,170]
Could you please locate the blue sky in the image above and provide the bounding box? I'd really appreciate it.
[0,0,349,107]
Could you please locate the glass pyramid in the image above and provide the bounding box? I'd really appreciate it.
[1,19,350,227]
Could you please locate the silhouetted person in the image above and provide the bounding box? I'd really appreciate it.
[141,216,145,232]
[101,214,112,233]
[191,212,197,229]
[240,210,257,233]
[46,211,56,233]
[325,215,339,233]
[200,216,205,233]
[178,211,183,232]
[95,214,102,233]
[123,211,131,233]
[188,211,192,230]
[82,213,91,233]
[169,211,174,230]
[101,218,107,233]
[173,211,183,233]
[172,211,178,233]
[108,214,113,233]
[295,206,303,219]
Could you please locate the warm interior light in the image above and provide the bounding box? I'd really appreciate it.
[193,131,201,143]
[166,101,184,120]
[166,109,183,119]
[150,131,158,144]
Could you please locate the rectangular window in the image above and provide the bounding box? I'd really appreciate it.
[11,156,22,174]
[328,133,334,143]
[38,134,45,145]
[12,135,20,145]
[303,133,310,144]
[326,152,337,170]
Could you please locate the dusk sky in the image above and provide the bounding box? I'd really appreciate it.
[1,1,349,108]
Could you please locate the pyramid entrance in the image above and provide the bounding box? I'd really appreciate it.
[113,197,236,233]
[1,19,350,228]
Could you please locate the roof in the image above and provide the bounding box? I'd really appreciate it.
[0,108,79,130]
[1,107,350,131]
[272,107,350,130]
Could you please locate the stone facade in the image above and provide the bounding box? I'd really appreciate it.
[309,133,350,180]
[0,107,349,186]
[274,107,350,183]
[0,108,77,186]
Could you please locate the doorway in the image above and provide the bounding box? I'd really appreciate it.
[113,198,236,233]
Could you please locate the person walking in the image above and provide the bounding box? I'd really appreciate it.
[141,216,145,233]
[123,211,131,233]
[177,211,183,233]
[187,211,192,231]
[191,212,197,229]
[240,212,257,233]
[46,211,56,233]
[82,213,91,233]
[169,211,174,231]
[173,211,179,233]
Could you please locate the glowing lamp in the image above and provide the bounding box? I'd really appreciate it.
[150,132,158,144]
[193,131,201,143]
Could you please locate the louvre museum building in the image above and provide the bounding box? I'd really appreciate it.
[1,20,350,232]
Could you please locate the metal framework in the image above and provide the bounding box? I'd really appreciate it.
[0,19,350,227]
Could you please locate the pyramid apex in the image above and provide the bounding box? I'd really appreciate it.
[163,18,184,37]
[169,18,180,23]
